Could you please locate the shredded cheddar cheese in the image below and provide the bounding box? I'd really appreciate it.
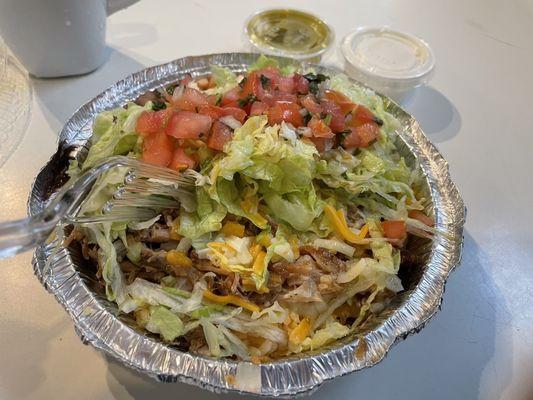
[240,196,268,228]
[252,250,266,275]
[242,277,270,293]
[256,232,272,247]
[324,204,368,245]
[169,218,182,240]
[203,290,260,313]
[289,317,311,345]
[221,221,246,238]
[358,224,369,239]
[249,244,263,259]
[208,242,237,253]
[166,250,192,268]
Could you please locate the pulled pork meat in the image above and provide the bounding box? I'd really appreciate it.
[300,246,345,273]
[139,244,203,285]
[72,212,358,352]
[72,223,350,307]
[189,251,231,277]
[268,249,345,304]
[134,223,170,243]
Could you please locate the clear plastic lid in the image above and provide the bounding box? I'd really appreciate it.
[341,27,435,91]
[244,9,334,60]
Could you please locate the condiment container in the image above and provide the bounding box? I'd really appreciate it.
[341,27,435,102]
[244,9,334,62]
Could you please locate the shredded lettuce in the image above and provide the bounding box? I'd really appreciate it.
[301,321,350,351]
[71,102,157,303]
[205,116,323,231]
[177,198,226,239]
[248,54,298,76]
[80,102,148,172]
[126,241,142,264]
[251,301,288,323]
[204,65,239,96]
[146,306,184,341]
[201,319,222,356]
[85,223,127,305]
[263,190,320,231]
[366,219,399,273]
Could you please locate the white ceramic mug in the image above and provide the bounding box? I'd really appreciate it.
[0,0,138,77]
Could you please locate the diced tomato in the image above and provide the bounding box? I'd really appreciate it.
[165,111,212,139]
[273,92,298,103]
[342,128,361,148]
[320,100,345,133]
[293,73,309,94]
[356,122,380,147]
[308,136,333,153]
[308,117,334,138]
[136,109,172,135]
[198,104,247,123]
[267,101,303,127]
[169,146,197,170]
[221,106,247,123]
[197,104,220,120]
[323,90,357,114]
[173,87,209,111]
[206,94,218,105]
[301,94,322,115]
[260,93,275,107]
[255,67,281,89]
[260,92,298,107]
[254,67,281,97]
[408,210,435,227]
[381,220,407,240]
[240,71,264,101]
[250,101,268,116]
[343,123,380,148]
[242,102,253,115]
[142,131,175,167]
[256,68,295,94]
[350,105,377,127]
[277,76,295,93]
[220,87,240,107]
[207,121,233,151]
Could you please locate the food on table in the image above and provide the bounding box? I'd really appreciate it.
[66,55,435,362]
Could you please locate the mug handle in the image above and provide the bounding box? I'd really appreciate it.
[107,0,140,16]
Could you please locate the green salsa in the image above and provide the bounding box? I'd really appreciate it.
[246,9,333,59]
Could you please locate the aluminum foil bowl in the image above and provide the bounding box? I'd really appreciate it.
[29,53,465,397]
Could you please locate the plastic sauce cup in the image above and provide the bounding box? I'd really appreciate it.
[244,9,334,62]
[341,27,435,102]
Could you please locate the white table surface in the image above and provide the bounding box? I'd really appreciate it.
[1,0,532,399]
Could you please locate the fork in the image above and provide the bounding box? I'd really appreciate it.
[0,155,198,259]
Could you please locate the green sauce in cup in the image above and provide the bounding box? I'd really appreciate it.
[245,9,334,61]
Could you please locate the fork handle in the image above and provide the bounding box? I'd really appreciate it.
[0,215,59,259]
